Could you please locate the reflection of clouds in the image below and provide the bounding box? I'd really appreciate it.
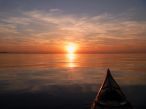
[0,54,146,93]
[0,67,102,92]
[0,66,146,92]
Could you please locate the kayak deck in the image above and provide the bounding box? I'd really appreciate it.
[91,69,133,109]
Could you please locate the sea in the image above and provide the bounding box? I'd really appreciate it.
[0,53,146,109]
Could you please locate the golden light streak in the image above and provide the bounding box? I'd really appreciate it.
[66,53,76,67]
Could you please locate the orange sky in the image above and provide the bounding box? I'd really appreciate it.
[0,1,146,53]
[0,40,146,53]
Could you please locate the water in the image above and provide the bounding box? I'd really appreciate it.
[0,54,146,109]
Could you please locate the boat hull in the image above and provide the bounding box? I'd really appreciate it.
[91,69,133,109]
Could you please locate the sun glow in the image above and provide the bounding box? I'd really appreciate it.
[66,43,77,54]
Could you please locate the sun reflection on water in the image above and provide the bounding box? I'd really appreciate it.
[66,53,76,67]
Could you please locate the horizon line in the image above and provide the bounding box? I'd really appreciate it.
[0,51,146,54]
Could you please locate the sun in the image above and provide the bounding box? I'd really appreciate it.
[66,43,77,54]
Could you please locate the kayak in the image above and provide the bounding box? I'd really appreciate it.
[91,69,133,109]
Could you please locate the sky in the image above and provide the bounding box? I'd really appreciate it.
[0,0,146,53]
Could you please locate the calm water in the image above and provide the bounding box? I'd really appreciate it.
[0,54,146,109]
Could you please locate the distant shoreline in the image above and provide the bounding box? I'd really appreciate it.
[0,52,146,54]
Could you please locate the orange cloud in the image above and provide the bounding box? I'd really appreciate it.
[0,9,146,53]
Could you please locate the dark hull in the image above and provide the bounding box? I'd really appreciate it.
[92,102,133,109]
[91,69,133,109]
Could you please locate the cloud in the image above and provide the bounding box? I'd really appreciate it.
[0,9,146,52]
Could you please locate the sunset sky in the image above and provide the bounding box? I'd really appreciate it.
[0,0,146,53]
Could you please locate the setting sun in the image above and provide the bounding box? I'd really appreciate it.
[66,43,77,54]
